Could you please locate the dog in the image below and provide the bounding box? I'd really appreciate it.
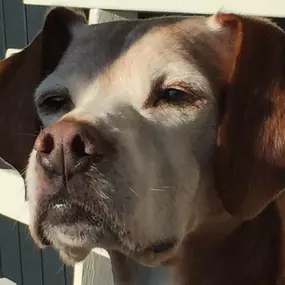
[2,7,285,285]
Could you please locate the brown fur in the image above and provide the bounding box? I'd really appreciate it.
[0,36,42,174]
[0,7,86,174]
[174,203,280,285]
[215,14,285,220]
[2,8,285,285]
[173,14,285,285]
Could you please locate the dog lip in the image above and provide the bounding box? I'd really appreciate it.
[52,203,69,211]
[32,199,124,252]
[145,240,176,254]
[53,204,67,209]
[32,201,113,249]
[47,202,103,226]
[32,218,51,247]
[32,202,98,247]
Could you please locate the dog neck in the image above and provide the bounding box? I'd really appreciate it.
[172,199,281,285]
[165,170,283,285]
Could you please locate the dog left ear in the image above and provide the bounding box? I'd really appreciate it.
[0,7,87,174]
[212,13,285,220]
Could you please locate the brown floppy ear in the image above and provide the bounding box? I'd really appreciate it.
[0,7,86,174]
[212,13,285,220]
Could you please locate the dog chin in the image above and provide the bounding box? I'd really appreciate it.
[131,242,179,267]
[30,201,180,266]
[45,224,97,247]
[59,246,92,265]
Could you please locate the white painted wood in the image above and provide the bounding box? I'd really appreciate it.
[81,251,114,285]
[0,278,17,285]
[89,9,137,24]
[24,0,285,17]
[0,156,111,285]
[0,158,28,224]
[5,48,21,58]
[73,262,84,285]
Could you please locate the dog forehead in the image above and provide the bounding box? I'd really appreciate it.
[36,16,217,103]
[57,16,210,75]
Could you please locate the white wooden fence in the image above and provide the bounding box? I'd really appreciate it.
[0,157,114,285]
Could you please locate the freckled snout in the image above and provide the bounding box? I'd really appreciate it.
[34,120,103,177]
[28,119,120,254]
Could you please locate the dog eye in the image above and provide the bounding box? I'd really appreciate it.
[153,88,188,107]
[163,88,187,102]
[37,94,70,112]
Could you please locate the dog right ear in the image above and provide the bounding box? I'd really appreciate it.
[41,7,87,77]
[0,7,87,174]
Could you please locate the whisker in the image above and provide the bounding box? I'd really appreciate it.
[15,132,39,137]
[98,191,110,200]
[149,186,170,192]
[150,188,167,192]
[129,188,140,198]
[20,165,28,176]
[56,264,65,275]
[74,160,82,169]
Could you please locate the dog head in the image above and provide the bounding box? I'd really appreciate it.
[3,8,283,266]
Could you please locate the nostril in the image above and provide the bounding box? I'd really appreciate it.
[34,133,54,154]
[71,134,87,157]
[71,133,101,159]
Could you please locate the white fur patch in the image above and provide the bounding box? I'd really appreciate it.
[207,15,223,31]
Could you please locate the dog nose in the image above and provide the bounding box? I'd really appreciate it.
[34,120,102,176]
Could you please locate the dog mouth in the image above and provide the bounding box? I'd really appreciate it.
[47,203,104,226]
[31,201,177,265]
[129,239,177,267]
[145,240,176,254]
[32,201,109,248]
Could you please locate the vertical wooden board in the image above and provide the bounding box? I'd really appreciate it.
[2,0,27,48]
[25,6,88,44]
[275,18,285,29]
[82,252,114,285]
[25,5,47,43]
[64,266,74,285]
[0,248,3,278]
[0,0,6,59]
[42,247,66,285]
[18,223,43,285]
[0,215,22,285]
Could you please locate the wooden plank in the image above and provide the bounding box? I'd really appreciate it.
[0,278,17,285]
[89,9,137,24]
[25,5,47,43]
[274,18,285,29]
[5,49,22,58]
[24,0,285,18]
[0,248,2,278]
[3,0,27,48]
[0,0,6,59]
[64,266,73,285]
[18,223,43,285]
[0,216,22,285]
[42,247,66,285]
[81,252,113,285]
[0,159,28,225]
